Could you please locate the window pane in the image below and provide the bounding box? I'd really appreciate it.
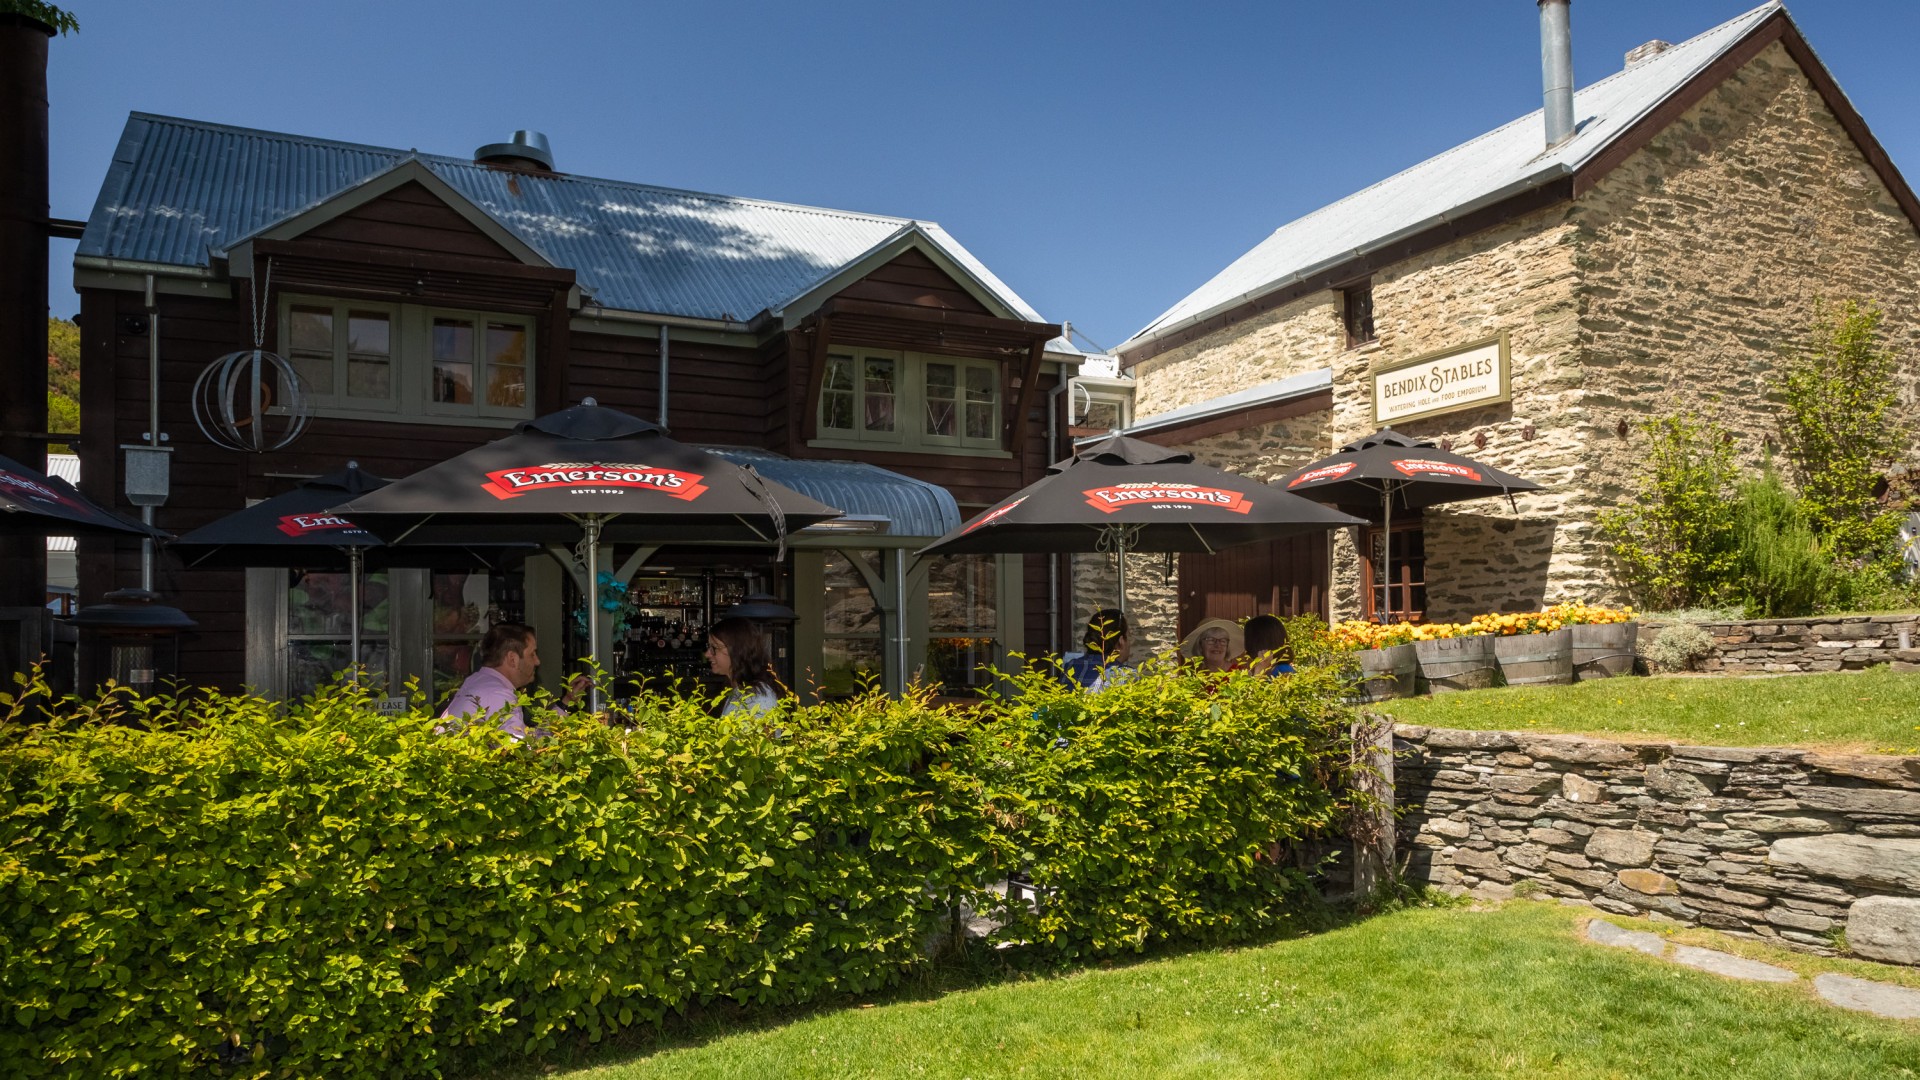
[927,555,996,634]
[824,355,854,391]
[926,636,998,696]
[821,357,855,431]
[432,643,479,705]
[822,551,879,635]
[965,366,996,403]
[433,318,476,404]
[1082,400,1120,430]
[290,306,332,352]
[347,358,390,399]
[286,569,389,635]
[965,402,995,440]
[433,571,493,636]
[288,350,333,397]
[925,362,956,437]
[863,358,894,432]
[289,640,389,699]
[819,637,882,698]
[347,312,390,355]
[486,324,528,408]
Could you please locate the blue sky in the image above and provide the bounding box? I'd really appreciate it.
[44,0,1920,350]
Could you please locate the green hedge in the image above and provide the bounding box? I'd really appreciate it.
[0,662,1353,1077]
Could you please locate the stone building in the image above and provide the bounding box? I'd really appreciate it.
[1097,2,1920,651]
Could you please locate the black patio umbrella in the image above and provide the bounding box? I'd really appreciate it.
[329,400,843,693]
[917,435,1365,610]
[0,454,166,538]
[1276,428,1543,621]
[171,462,529,673]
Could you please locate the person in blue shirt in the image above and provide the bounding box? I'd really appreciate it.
[1237,614,1295,676]
[1061,608,1132,690]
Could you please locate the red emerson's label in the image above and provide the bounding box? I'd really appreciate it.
[0,469,85,510]
[481,462,710,501]
[962,495,1027,533]
[1391,458,1482,481]
[1082,483,1252,515]
[1287,462,1356,488]
[276,513,366,537]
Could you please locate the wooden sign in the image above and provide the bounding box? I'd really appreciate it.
[1371,333,1511,425]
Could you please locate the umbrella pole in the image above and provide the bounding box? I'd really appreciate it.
[584,516,603,713]
[349,546,363,685]
[1381,484,1394,624]
[1117,527,1128,614]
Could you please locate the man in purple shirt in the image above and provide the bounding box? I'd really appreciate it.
[439,623,586,739]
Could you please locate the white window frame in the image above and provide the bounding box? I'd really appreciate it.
[277,295,536,426]
[812,348,1008,457]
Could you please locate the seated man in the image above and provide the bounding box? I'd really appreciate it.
[1061,608,1134,691]
[439,622,587,739]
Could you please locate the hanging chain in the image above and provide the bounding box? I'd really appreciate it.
[1093,522,1143,557]
[248,258,274,350]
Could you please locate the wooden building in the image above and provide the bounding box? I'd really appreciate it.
[72,118,1084,701]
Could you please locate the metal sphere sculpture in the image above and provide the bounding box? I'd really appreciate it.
[190,348,312,453]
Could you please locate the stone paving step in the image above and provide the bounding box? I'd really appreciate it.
[1585,918,1920,1023]
[1813,973,1920,1021]
[1669,945,1798,983]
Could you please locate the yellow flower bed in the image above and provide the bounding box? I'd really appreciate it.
[1329,602,1634,651]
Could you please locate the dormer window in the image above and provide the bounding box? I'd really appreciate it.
[278,295,534,425]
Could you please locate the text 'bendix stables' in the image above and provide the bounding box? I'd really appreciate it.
[482,463,710,501]
[1373,336,1508,423]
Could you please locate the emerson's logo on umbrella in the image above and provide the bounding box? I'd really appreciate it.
[482,462,710,501]
[1391,458,1482,482]
[1287,461,1357,488]
[963,495,1027,534]
[275,513,366,538]
[1083,483,1252,515]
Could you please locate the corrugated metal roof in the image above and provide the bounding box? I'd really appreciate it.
[1124,3,1784,349]
[705,448,961,539]
[45,455,79,553]
[79,115,1050,326]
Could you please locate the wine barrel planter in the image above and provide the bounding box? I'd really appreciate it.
[1355,642,1420,700]
[1414,635,1501,693]
[1494,628,1573,686]
[1572,621,1640,680]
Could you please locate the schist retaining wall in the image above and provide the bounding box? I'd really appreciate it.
[1394,725,1920,966]
[1639,615,1920,674]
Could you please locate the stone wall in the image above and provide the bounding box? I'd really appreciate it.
[1640,615,1920,674]
[1574,40,1920,597]
[1396,725,1920,966]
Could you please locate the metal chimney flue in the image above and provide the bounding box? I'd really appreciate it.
[1539,0,1576,148]
[474,130,554,172]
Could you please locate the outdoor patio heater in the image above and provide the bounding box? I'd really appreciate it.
[67,587,197,695]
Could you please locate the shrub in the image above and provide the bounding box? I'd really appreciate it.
[1645,623,1715,673]
[1733,466,1831,618]
[963,662,1355,958]
[1598,414,1742,609]
[0,662,1358,1077]
[1775,300,1911,565]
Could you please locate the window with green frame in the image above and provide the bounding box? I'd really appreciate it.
[278,295,534,424]
[816,348,1002,452]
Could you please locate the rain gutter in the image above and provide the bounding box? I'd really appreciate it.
[574,303,757,335]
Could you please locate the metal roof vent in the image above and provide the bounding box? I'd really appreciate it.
[1624,40,1674,68]
[474,130,554,171]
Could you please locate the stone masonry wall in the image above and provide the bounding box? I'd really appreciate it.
[1574,40,1920,598]
[1396,725,1920,966]
[1640,614,1920,674]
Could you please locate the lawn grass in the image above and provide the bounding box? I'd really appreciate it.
[511,903,1919,1080]
[1377,666,1920,753]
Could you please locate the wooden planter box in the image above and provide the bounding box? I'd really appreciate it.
[1572,621,1639,680]
[1413,635,1500,693]
[1493,628,1574,687]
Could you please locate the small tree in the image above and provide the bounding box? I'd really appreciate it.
[1598,414,1741,609]
[1775,300,1910,564]
[1732,464,1830,618]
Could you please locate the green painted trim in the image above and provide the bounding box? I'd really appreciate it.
[791,552,826,705]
